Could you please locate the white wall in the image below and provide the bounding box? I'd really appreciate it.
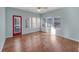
[41,7,79,42]
[0,7,6,51]
[6,7,40,38]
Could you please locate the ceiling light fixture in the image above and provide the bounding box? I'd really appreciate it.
[37,7,42,12]
[37,7,48,12]
[37,9,41,12]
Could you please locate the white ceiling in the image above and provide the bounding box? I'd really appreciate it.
[14,7,61,14]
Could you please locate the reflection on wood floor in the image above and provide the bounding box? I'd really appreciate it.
[2,32,79,52]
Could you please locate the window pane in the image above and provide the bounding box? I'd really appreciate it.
[31,17,36,28]
[29,17,32,28]
[36,17,40,28]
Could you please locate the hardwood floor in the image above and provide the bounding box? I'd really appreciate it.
[2,32,79,52]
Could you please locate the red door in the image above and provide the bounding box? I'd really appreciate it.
[13,15,22,36]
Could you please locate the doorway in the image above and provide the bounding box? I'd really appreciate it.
[13,15,22,36]
[41,17,55,34]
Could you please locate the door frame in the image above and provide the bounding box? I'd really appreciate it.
[12,15,22,36]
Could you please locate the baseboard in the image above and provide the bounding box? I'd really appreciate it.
[6,31,79,46]
[6,31,41,39]
[41,32,79,42]
[0,38,6,52]
[6,35,13,39]
[57,34,79,42]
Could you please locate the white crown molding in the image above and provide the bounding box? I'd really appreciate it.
[13,7,61,14]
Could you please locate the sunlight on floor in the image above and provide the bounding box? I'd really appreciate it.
[50,27,56,35]
[14,38,21,51]
[50,36,62,51]
[50,27,63,51]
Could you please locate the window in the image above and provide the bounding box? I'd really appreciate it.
[36,17,40,28]
[31,17,37,28]
[54,17,61,28]
[29,17,32,28]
